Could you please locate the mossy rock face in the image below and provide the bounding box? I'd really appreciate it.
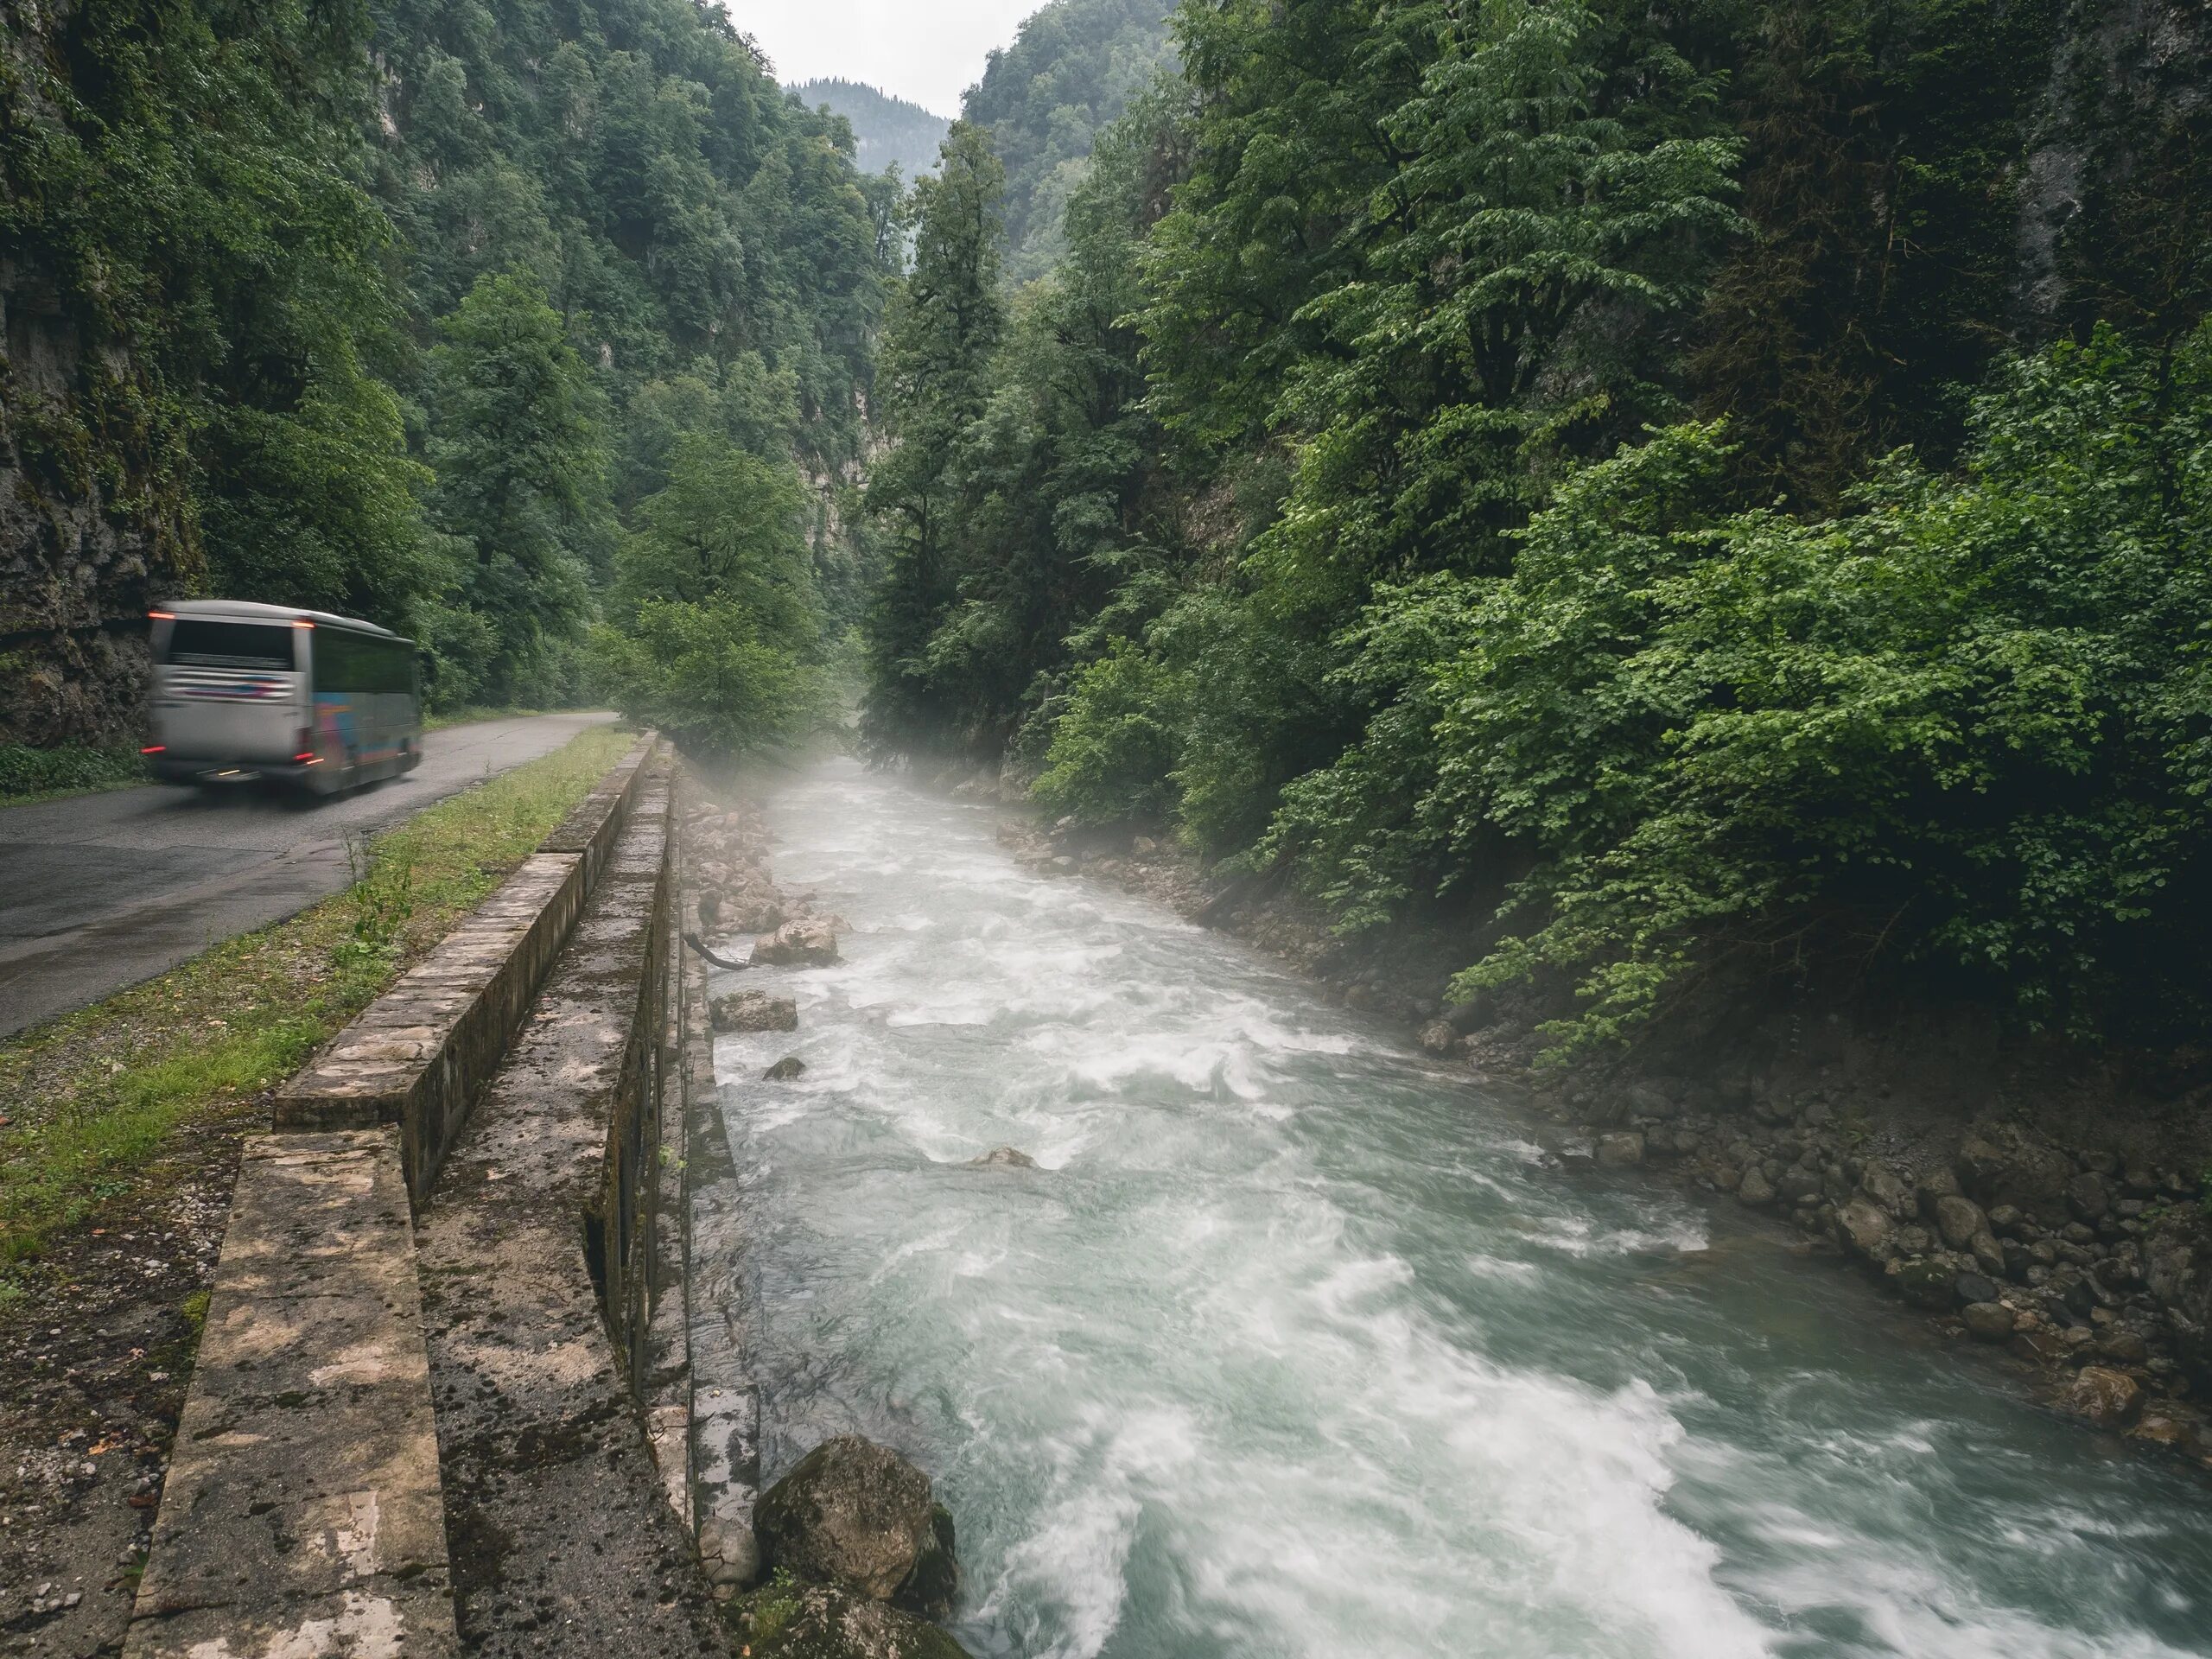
[893,1503,957,1620]
[734,1579,971,1659]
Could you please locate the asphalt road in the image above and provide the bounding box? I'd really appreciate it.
[0,711,618,1039]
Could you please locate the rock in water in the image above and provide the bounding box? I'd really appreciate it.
[764,1056,807,1081]
[894,1503,958,1619]
[1961,1301,2015,1342]
[967,1147,1036,1168]
[2067,1366,2144,1427]
[713,991,798,1033]
[735,1579,971,1659]
[1594,1131,1644,1167]
[754,1436,942,1602]
[755,916,841,966]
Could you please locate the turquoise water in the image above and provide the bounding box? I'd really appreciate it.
[711,759,2212,1659]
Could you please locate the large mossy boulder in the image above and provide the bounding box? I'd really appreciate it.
[894,1504,958,1620]
[754,1437,938,1601]
[735,1578,971,1659]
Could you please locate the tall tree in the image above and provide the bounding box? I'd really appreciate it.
[423,270,608,705]
[862,123,1009,752]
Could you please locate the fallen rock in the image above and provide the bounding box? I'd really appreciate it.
[1860,1161,1913,1217]
[1893,1257,1955,1309]
[2066,1365,2144,1427]
[896,1503,958,1619]
[967,1147,1036,1168]
[2066,1172,2112,1223]
[700,1516,761,1595]
[714,991,799,1033]
[1934,1195,1987,1252]
[764,1056,807,1081]
[1954,1270,2000,1307]
[755,916,841,966]
[1595,1132,1645,1167]
[1956,1128,2075,1223]
[1961,1301,2015,1343]
[734,1579,971,1659]
[755,1436,942,1601]
[1737,1166,1775,1207]
[1838,1198,1896,1260]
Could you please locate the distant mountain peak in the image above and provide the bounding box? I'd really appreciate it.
[787,78,951,179]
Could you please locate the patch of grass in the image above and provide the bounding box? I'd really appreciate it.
[0,722,636,1273]
[0,742,147,805]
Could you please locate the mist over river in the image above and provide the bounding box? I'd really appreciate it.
[708,759,2212,1659]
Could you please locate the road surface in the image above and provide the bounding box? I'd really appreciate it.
[0,711,618,1039]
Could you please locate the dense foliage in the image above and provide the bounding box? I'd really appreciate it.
[865,0,2212,1055]
[962,0,1177,281]
[3,0,892,743]
[790,79,952,181]
[0,0,429,626]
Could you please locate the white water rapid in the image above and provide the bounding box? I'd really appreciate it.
[707,759,2212,1659]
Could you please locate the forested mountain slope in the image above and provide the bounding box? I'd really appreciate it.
[864,0,2212,1058]
[2,0,895,747]
[961,0,1175,282]
[789,79,952,180]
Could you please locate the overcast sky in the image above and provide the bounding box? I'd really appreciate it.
[727,0,1043,117]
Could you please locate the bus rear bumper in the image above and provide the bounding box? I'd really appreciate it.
[149,757,330,790]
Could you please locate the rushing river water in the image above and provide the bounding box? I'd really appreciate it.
[709,759,2212,1659]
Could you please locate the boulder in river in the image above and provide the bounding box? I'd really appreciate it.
[895,1504,959,1619]
[1961,1301,2015,1343]
[754,1436,944,1602]
[2066,1366,2144,1427]
[1594,1132,1644,1167]
[714,990,798,1033]
[1736,1166,1776,1207]
[757,915,841,966]
[734,1579,971,1659]
[968,1146,1036,1168]
[1893,1257,1955,1309]
[764,1056,807,1081]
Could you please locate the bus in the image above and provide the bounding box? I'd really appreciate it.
[145,600,423,795]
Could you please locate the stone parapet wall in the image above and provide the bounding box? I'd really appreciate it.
[273,734,657,1204]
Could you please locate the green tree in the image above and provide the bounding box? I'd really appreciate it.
[590,436,827,754]
[423,270,608,705]
[862,123,1009,753]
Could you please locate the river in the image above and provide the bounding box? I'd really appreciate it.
[709,758,2212,1659]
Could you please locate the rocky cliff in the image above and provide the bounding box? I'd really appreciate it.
[2,3,196,747]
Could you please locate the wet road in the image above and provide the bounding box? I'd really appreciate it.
[0,711,616,1038]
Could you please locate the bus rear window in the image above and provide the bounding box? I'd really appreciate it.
[164,620,296,671]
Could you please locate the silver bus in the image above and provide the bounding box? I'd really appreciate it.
[146,600,423,794]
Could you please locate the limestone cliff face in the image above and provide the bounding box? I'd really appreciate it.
[2013,0,2211,332]
[0,273,195,747]
[1,1,199,748]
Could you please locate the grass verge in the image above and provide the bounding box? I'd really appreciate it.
[0,722,635,1280]
[0,742,147,806]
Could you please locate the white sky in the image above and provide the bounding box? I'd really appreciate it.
[724,0,1043,118]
